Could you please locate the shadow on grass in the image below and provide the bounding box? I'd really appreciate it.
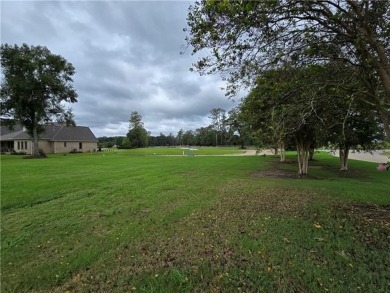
[252,157,372,181]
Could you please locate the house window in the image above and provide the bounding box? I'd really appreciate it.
[64,142,67,147]
[79,142,82,149]
[18,141,27,150]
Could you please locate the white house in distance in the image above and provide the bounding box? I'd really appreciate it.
[0,122,98,154]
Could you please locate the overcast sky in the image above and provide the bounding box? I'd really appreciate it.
[1,0,238,137]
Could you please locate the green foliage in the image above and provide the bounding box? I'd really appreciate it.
[209,108,227,145]
[186,0,390,136]
[56,107,77,126]
[240,63,384,172]
[127,111,149,148]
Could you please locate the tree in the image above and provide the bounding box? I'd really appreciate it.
[186,0,390,137]
[127,111,148,148]
[226,106,254,149]
[1,43,77,157]
[182,130,196,146]
[176,129,184,146]
[241,62,384,173]
[56,107,76,126]
[194,126,215,146]
[326,101,384,171]
[209,107,226,146]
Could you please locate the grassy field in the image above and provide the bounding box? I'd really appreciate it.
[1,149,389,292]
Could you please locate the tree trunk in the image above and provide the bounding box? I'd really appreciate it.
[339,145,350,171]
[280,141,286,162]
[274,146,278,156]
[296,137,310,176]
[369,38,390,105]
[309,145,315,161]
[33,125,39,157]
[366,37,390,137]
[378,108,390,139]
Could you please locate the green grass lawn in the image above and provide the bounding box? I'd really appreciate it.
[1,150,389,292]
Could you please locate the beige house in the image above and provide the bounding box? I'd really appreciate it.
[1,123,98,154]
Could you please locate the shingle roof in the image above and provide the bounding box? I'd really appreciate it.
[0,124,23,136]
[0,124,98,142]
[51,125,98,142]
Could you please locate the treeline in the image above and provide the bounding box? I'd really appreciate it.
[98,128,253,149]
[98,109,256,149]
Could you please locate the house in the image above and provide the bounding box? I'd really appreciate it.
[0,122,98,154]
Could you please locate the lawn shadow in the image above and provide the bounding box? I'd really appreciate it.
[252,156,372,181]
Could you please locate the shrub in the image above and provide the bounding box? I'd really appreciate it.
[11,150,26,155]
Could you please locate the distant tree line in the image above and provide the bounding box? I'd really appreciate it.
[98,109,256,149]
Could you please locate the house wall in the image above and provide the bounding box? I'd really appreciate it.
[53,141,97,153]
[12,140,52,155]
[12,140,97,154]
[38,140,54,154]
[13,140,32,154]
[82,142,98,153]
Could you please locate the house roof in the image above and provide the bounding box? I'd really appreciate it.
[0,124,98,142]
[0,123,23,136]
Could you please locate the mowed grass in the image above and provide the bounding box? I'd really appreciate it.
[1,149,389,292]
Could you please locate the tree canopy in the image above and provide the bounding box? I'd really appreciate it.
[186,0,390,136]
[127,111,149,148]
[1,43,78,157]
[240,62,384,173]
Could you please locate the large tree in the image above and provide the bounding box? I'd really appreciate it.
[127,111,149,148]
[209,107,226,145]
[186,0,390,137]
[242,65,323,175]
[1,43,77,157]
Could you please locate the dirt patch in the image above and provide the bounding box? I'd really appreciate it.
[341,203,390,250]
[252,170,323,179]
[343,203,390,226]
[252,170,298,179]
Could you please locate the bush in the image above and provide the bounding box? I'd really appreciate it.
[11,150,26,155]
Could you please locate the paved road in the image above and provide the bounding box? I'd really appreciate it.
[332,150,389,163]
[235,149,389,163]
[254,149,389,163]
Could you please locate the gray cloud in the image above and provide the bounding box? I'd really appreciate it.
[1,0,237,137]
